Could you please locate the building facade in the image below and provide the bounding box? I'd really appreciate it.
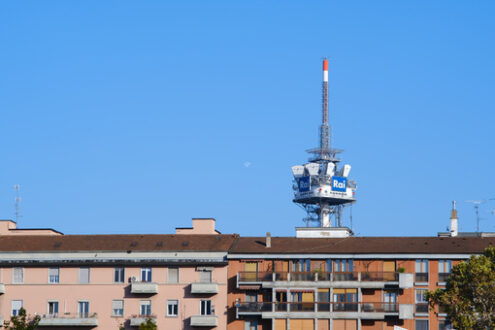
[226,232,494,330]
[0,218,493,330]
[0,218,232,329]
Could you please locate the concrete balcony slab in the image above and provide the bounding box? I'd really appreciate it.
[191,282,218,294]
[131,282,158,294]
[190,315,218,327]
[129,316,156,327]
[38,314,98,327]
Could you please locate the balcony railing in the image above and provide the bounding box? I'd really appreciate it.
[237,302,398,314]
[238,271,399,284]
[236,302,273,313]
[238,271,272,282]
[361,272,399,282]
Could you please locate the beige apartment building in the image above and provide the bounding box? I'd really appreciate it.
[0,218,232,329]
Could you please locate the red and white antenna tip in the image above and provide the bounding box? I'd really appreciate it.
[323,59,328,82]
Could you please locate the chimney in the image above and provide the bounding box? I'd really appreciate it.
[450,201,458,237]
[266,232,271,248]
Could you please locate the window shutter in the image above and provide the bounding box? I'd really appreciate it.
[168,267,178,283]
[12,300,22,310]
[13,268,23,283]
[79,268,90,283]
[199,270,211,283]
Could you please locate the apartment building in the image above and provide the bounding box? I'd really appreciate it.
[0,218,232,329]
[227,229,495,330]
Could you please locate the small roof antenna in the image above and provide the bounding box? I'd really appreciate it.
[464,198,495,233]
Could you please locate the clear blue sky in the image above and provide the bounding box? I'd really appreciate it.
[1,1,494,236]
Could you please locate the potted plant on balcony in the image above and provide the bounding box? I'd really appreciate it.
[138,318,156,330]
[312,267,324,280]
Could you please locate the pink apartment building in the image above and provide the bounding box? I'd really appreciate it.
[0,218,233,329]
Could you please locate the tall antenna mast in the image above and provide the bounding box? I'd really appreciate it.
[291,59,357,229]
[320,58,330,154]
[14,184,21,222]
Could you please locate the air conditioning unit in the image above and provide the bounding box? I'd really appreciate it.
[129,276,138,283]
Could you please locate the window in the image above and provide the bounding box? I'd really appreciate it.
[11,300,22,316]
[291,259,311,272]
[141,267,152,282]
[12,268,23,284]
[415,289,428,314]
[49,267,60,283]
[167,300,178,317]
[112,300,124,317]
[245,293,258,302]
[78,301,89,318]
[415,260,429,282]
[140,300,151,316]
[438,260,452,282]
[48,301,59,316]
[333,260,354,280]
[325,259,332,272]
[415,319,429,330]
[79,268,90,284]
[167,267,179,283]
[334,259,353,272]
[200,300,212,315]
[199,270,212,283]
[114,267,125,283]
[384,291,398,312]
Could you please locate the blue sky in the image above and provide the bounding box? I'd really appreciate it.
[0,1,494,236]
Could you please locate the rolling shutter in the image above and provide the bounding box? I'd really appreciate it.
[275,319,287,330]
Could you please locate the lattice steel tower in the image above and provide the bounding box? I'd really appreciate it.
[291,59,357,228]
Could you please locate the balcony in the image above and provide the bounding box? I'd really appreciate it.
[130,281,158,294]
[237,271,410,289]
[237,302,413,320]
[0,283,4,294]
[38,313,98,327]
[190,282,218,294]
[129,315,157,327]
[190,315,218,327]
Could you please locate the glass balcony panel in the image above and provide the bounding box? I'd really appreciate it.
[333,272,358,281]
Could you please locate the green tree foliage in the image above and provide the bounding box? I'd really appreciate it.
[426,246,495,329]
[3,308,40,330]
[138,318,156,330]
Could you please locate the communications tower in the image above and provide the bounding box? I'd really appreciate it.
[291,59,357,228]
